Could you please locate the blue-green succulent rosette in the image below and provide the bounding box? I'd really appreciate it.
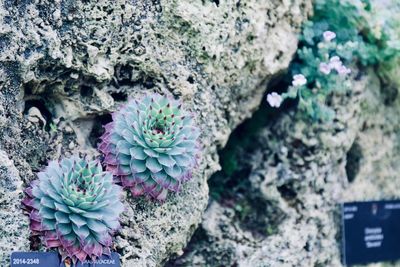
[99,93,200,201]
[22,157,124,263]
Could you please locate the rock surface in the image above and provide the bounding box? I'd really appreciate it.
[168,70,400,267]
[0,150,30,266]
[0,0,311,266]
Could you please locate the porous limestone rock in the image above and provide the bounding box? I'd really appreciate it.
[0,0,311,266]
[0,150,30,266]
[169,70,400,266]
[342,75,400,202]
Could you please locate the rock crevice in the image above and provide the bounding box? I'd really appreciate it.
[0,0,311,266]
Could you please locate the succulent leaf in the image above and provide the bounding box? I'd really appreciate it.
[22,157,124,263]
[99,93,200,201]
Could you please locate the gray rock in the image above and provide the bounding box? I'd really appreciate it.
[169,70,400,266]
[0,0,311,266]
[342,73,400,202]
[0,150,30,266]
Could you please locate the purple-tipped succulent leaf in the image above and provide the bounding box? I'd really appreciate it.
[99,93,200,201]
[22,157,124,263]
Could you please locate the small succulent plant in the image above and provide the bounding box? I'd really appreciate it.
[99,93,200,201]
[22,157,124,263]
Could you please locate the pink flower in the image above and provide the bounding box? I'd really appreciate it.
[325,56,351,76]
[292,74,307,87]
[319,62,331,75]
[329,56,342,69]
[336,65,351,76]
[323,31,336,42]
[267,92,283,108]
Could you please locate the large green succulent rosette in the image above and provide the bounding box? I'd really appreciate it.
[99,93,200,201]
[22,157,124,263]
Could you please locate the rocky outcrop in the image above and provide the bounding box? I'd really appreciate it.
[0,0,311,266]
[169,70,400,266]
[0,150,30,265]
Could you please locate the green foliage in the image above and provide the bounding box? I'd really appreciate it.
[221,150,238,177]
[49,122,58,132]
[311,0,400,66]
[271,0,400,121]
[99,93,200,201]
[283,39,354,121]
[22,157,124,263]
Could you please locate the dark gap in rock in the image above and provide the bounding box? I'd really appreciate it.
[208,72,296,203]
[37,3,52,19]
[187,76,194,84]
[169,74,295,266]
[210,74,291,191]
[275,51,283,61]
[3,15,12,24]
[212,0,220,7]
[209,167,251,201]
[304,241,311,252]
[114,64,134,86]
[23,81,36,96]
[143,77,156,89]
[110,91,128,102]
[80,85,93,97]
[106,47,111,56]
[63,86,72,94]
[165,227,208,267]
[89,114,112,148]
[59,70,74,81]
[354,68,365,81]
[381,84,398,106]
[235,196,283,237]
[36,61,65,80]
[236,0,241,9]
[277,183,297,201]
[345,141,362,183]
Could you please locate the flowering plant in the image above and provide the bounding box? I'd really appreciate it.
[267,31,353,121]
[267,0,400,121]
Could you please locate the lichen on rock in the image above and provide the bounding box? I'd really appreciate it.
[0,0,311,265]
[168,67,400,266]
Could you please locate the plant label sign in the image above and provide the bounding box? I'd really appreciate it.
[11,252,120,267]
[60,253,120,267]
[11,252,59,267]
[342,200,400,265]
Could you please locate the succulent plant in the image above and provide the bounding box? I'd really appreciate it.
[22,157,124,263]
[99,93,200,201]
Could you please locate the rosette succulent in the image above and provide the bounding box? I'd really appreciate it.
[99,93,200,201]
[22,157,124,263]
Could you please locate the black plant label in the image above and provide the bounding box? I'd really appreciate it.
[342,200,400,265]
